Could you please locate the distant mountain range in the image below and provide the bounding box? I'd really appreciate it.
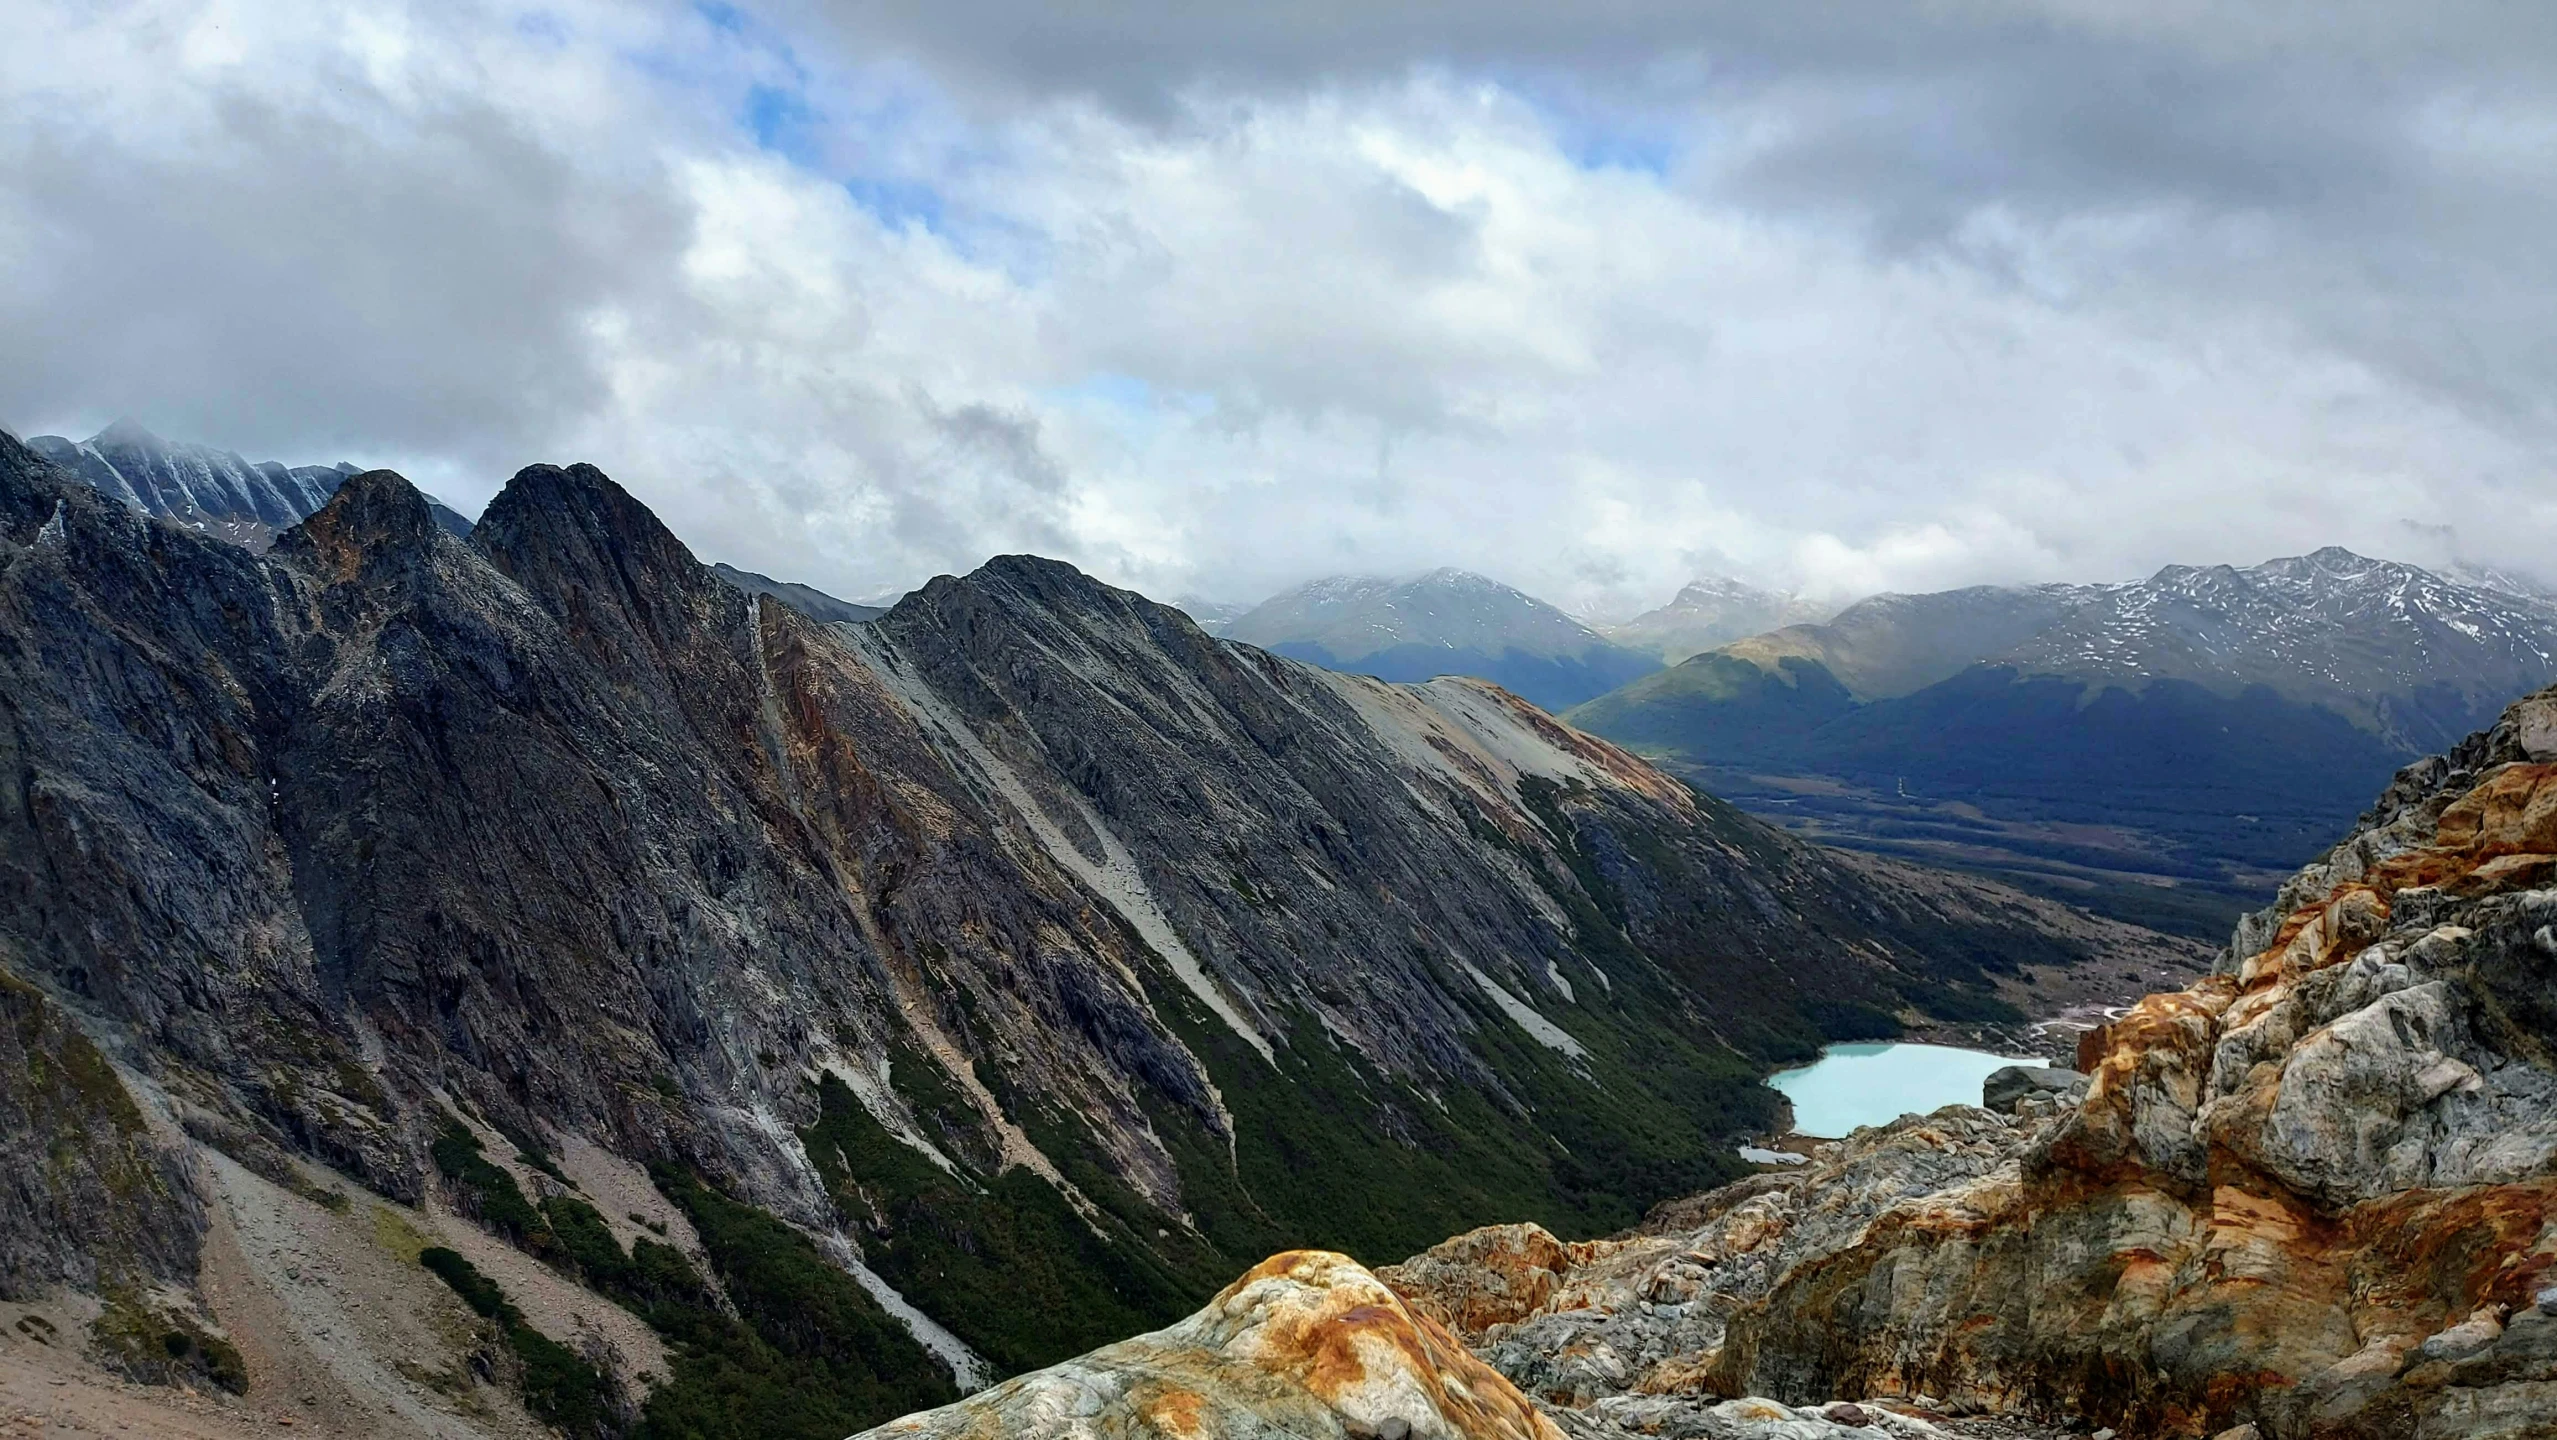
[1567,547,2557,934]
[26,421,902,627]
[29,420,475,547]
[1601,576,1836,664]
[1222,568,1662,710]
[708,562,886,623]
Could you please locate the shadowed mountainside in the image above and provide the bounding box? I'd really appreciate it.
[1227,569,1663,711]
[0,430,2175,1437]
[1569,554,2557,938]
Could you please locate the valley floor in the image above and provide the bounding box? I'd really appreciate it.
[1671,759,2288,941]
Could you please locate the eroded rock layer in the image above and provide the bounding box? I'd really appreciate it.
[1389,685,2557,1439]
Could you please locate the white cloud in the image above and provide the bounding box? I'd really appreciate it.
[4,0,2554,618]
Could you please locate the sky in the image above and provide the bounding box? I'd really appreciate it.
[5,1,2556,619]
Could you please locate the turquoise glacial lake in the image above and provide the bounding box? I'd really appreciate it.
[1769,1042,2047,1137]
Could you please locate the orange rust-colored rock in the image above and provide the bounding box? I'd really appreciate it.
[1379,1223,1662,1338]
[2432,762,2557,858]
[857,1250,1564,1440]
[1394,684,2557,1440]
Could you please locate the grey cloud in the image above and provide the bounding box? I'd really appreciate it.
[793,1,2557,117]
[0,66,689,477]
[931,400,1068,494]
[799,0,2557,448]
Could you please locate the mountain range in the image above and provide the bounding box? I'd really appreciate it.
[1600,576,1836,665]
[0,428,2182,1439]
[1567,548,2557,935]
[1222,569,1662,711]
[28,420,475,547]
[882,679,2557,1439]
[26,420,898,629]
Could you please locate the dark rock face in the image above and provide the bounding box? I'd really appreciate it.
[0,428,2167,1391]
[0,972,203,1299]
[1980,1064,2086,1114]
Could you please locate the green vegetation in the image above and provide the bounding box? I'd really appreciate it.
[430,1112,555,1253]
[418,1247,615,1437]
[427,1094,954,1438]
[642,1166,957,1440]
[1124,956,1758,1276]
[89,1289,247,1395]
[428,1170,956,1440]
[800,1069,1202,1373]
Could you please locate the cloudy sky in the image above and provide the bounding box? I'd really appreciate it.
[5,1,2555,616]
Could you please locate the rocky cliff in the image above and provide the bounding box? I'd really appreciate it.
[1387,683,2557,1439]
[0,429,2163,1437]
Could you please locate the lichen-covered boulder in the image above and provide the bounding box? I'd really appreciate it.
[856,1250,1564,1440]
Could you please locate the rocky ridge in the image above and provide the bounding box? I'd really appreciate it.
[0,430,2168,1436]
[707,561,886,624]
[1388,681,2557,1439]
[28,419,472,548]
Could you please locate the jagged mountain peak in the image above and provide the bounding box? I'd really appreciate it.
[2000,546,2557,736]
[90,415,165,449]
[270,468,445,582]
[473,462,708,599]
[887,553,1221,693]
[22,421,472,547]
[969,550,1113,591]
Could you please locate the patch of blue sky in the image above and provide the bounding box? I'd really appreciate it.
[842,176,948,234]
[1494,70,1683,178]
[1567,129,1676,177]
[513,9,571,48]
[1045,374,1217,439]
[632,3,1050,276]
[617,2,794,107]
[746,82,824,166]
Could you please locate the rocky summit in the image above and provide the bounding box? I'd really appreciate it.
[854,1250,1564,1440]
[0,430,2168,1438]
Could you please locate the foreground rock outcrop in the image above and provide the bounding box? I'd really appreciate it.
[857,1250,1563,1440]
[856,1251,1971,1440]
[1389,684,2557,1439]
